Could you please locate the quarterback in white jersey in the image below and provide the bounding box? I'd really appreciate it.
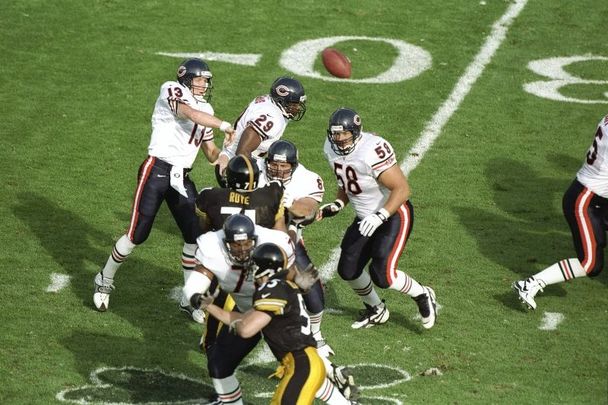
[513,114,608,310]
[94,58,235,320]
[318,108,437,331]
[216,77,306,181]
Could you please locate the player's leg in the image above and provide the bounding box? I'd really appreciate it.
[271,347,325,405]
[166,172,206,322]
[206,319,261,405]
[369,201,437,329]
[513,180,607,309]
[337,219,388,329]
[95,157,167,311]
[293,240,331,354]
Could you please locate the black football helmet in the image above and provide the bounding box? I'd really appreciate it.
[176,58,213,102]
[265,140,299,184]
[251,243,288,281]
[327,107,362,156]
[226,155,259,191]
[270,77,307,121]
[222,214,257,265]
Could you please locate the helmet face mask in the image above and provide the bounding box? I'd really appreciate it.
[177,59,213,102]
[222,214,257,266]
[265,140,299,184]
[226,155,259,191]
[327,108,362,156]
[251,243,288,284]
[270,77,307,121]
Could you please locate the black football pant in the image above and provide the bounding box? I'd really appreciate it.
[126,156,201,245]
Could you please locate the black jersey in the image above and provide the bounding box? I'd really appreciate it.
[253,276,316,360]
[195,181,284,231]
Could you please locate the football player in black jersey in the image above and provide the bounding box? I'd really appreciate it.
[201,243,358,405]
[196,154,286,233]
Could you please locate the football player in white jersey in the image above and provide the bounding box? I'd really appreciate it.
[513,114,608,310]
[183,215,355,405]
[215,76,306,182]
[93,58,236,318]
[318,107,438,330]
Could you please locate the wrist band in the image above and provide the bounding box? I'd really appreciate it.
[220,121,231,132]
[377,208,390,221]
[335,199,345,209]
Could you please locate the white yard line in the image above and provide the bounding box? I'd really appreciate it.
[319,0,529,281]
[46,273,71,293]
[539,312,565,331]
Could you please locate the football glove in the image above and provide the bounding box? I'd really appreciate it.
[191,289,220,310]
[319,199,345,219]
[359,208,389,237]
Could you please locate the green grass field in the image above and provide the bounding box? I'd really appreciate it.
[1,0,607,403]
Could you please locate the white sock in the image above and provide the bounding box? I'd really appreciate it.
[309,310,324,341]
[182,242,197,273]
[390,270,424,297]
[212,375,243,405]
[315,377,350,404]
[182,243,197,286]
[534,258,586,286]
[101,234,136,281]
[346,272,382,307]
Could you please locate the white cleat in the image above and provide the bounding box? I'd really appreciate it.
[512,277,545,310]
[351,300,390,329]
[180,296,206,324]
[93,272,114,312]
[328,364,359,401]
[414,286,437,329]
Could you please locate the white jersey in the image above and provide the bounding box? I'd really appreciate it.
[324,131,398,218]
[148,81,215,169]
[258,161,325,203]
[194,225,295,312]
[222,95,289,163]
[576,115,608,198]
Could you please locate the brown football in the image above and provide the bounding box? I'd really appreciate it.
[321,48,352,79]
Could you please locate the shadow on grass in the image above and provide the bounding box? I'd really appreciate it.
[12,192,206,381]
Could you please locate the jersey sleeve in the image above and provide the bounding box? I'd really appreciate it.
[160,81,195,116]
[367,136,397,178]
[245,102,288,142]
[253,280,290,316]
[288,166,324,202]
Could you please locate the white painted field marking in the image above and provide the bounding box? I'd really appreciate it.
[169,286,182,302]
[538,312,565,330]
[156,51,261,66]
[319,0,529,279]
[46,273,71,293]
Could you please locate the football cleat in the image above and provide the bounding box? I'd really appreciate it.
[414,286,437,329]
[328,364,359,401]
[512,277,545,310]
[316,339,335,358]
[351,300,389,329]
[93,272,114,312]
[179,296,206,324]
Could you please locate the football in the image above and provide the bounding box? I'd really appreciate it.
[321,48,352,79]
